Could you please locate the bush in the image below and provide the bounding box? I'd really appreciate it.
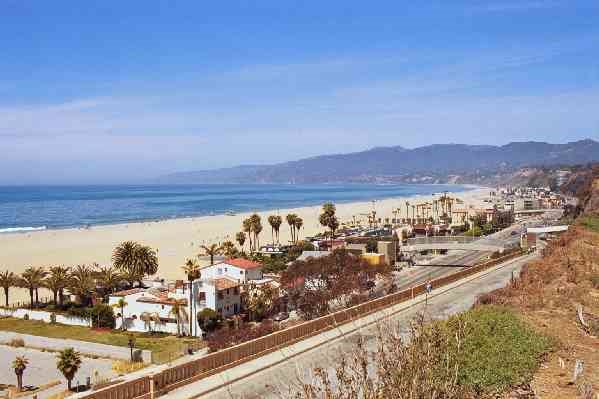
[197,308,222,334]
[207,320,277,352]
[50,313,57,324]
[9,337,25,347]
[365,238,378,253]
[89,304,115,328]
[23,313,29,321]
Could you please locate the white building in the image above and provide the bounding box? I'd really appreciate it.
[200,258,263,283]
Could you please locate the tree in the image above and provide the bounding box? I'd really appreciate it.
[242,218,253,252]
[170,299,188,336]
[245,283,276,321]
[294,217,304,242]
[0,270,17,307]
[19,267,47,308]
[221,240,237,257]
[68,264,95,306]
[182,258,201,336]
[249,214,263,251]
[12,356,28,392]
[319,203,339,244]
[268,215,283,244]
[235,231,246,253]
[112,298,128,331]
[127,334,136,362]
[56,348,82,391]
[89,303,115,328]
[112,241,158,286]
[200,243,221,265]
[286,213,298,243]
[197,308,222,334]
[94,266,122,301]
[44,266,70,305]
[366,238,378,253]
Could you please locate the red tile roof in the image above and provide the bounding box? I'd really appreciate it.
[224,258,262,270]
[110,288,145,297]
[214,277,241,291]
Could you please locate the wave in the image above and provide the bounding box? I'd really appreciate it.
[0,226,47,234]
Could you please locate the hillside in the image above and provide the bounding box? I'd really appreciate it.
[159,139,599,184]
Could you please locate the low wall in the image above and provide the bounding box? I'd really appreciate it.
[77,251,524,399]
[0,308,91,327]
[116,318,179,335]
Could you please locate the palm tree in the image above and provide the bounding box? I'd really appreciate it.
[221,240,237,257]
[286,214,298,243]
[68,264,95,306]
[200,243,221,265]
[44,266,70,305]
[319,203,338,244]
[182,259,201,337]
[56,348,82,391]
[0,270,17,307]
[112,298,128,331]
[235,231,246,253]
[94,266,122,301]
[19,267,47,308]
[267,215,283,244]
[170,299,188,336]
[248,213,262,251]
[294,217,304,242]
[242,218,253,253]
[112,241,159,287]
[12,356,28,392]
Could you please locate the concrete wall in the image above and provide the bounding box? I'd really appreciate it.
[0,308,91,327]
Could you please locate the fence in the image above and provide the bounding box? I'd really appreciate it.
[79,251,524,399]
[0,308,91,327]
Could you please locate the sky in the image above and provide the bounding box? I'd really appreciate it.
[1,1,598,184]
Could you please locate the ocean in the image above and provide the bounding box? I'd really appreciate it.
[0,184,471,232]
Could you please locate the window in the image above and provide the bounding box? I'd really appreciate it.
[198,292,206,301]
[226,288,229,295]
[217,307,222,314]
[239,270,244,275]
[217,268,223,275]
[218,292,224,300]
[225,267,228,272]
[233,304,238,313]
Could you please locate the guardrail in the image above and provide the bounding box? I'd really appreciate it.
[80,250,525,399]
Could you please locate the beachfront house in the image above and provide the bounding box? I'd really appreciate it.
[200,258,263,283]
[109,276,242,336]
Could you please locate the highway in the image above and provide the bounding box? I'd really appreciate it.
[168,253,537,399]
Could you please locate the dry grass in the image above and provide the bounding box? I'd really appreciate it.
[476,224,599,398]
[111,360,146,375]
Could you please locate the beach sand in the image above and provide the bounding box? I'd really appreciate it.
[0,187,489,304]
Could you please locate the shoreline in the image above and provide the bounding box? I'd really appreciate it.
[0,183,478,234]
[0,186,490,304]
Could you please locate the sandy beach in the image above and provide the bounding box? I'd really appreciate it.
[0,186,489,304]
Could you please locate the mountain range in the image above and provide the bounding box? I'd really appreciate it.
[159,139,599,185]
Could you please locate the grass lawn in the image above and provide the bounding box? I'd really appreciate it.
[0,317,199,357]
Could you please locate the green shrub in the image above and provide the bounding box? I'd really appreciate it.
[579,214,599,233]
[444,306,553,394]
[50,313,57,324]
[197,308,222,333]
[88,304,115,328]
[23,313,29,321]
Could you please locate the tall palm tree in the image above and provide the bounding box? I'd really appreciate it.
[12,356,28,392]
[68,264,95,306]
[56,348,81,391]
[44,266,70,305]
[242,218,253,253]
[294,217,304,242]
[182,259,201,337]
[19,267,47,308]
[0,270,17,307]
[249,213,262,251]
[94,266,122,301]
[112,297,128,331]
[319,203,338,244]
[170,299,188,337]
[267,215,283,244]
[112,241,158,287]
[235,231,246,253]
[286,214,297,243]
[200,243,221,265]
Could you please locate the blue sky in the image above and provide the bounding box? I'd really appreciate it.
[1,1,598,184]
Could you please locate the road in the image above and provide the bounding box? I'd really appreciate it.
[168,253,536,399]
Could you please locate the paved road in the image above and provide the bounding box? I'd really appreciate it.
[168,253,535,399]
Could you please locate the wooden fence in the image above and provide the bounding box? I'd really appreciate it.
[81,251,524,399]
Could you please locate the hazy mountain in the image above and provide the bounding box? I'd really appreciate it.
[159,139,599,184]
